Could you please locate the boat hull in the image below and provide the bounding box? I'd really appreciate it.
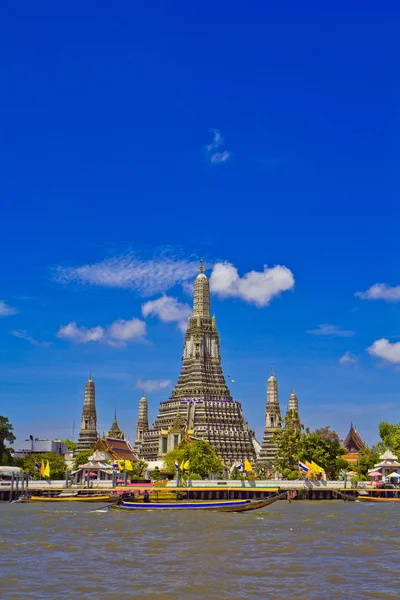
[29,495,116,503]
[110,492,286,512]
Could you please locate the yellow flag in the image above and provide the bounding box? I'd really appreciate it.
[311,461,324,474]
[244,459,253,471]
[44,460,50,478]
[305,460,315,472]
[125,459,133,471]
[180,460,185,470]
[183,460,190,470]
[40,460,45,477]
[118,460,125,471]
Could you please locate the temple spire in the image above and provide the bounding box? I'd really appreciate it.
[193,259,210,319]
[76,373,98,452]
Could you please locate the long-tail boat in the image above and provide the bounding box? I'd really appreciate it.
[28,494,117,503]
[335,489,400,503]
[110,491,287,512]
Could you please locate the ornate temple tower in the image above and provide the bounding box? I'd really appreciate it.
[107,410,125,439]
[140,261,256,464]
[285,389,301,430]
[76,372,98,452]
[258,370,282,468]
[134,394,149,453]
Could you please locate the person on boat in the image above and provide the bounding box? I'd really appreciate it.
[143,490,151,503]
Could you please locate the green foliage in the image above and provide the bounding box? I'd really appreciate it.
[61,439,77,452]
[187,473,202,480]
[378,421,400,456]
[151,466,161,481]
[283,468,299,480]
[73,450,93,470]
[336,457,350,472]
[253,464,267,480]
[358,448,380,477]
[351,474,367,483]
[163,439,222,479]
[0,416,16,466]
[300,426,346,479]
[24,452,67,479]
[229,466,245,480]
[272,411,303,474]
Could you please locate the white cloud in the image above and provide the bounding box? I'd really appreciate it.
[356,283,400,303]
[54,253,200,296]
[205,129,232,164]
[211,151,231,164]
[57,318,146,346]
[306,324,355,337]
[209,262,294,307]
[10,330,51,348]
[0,300,18,317]
[367,338,400,364]
[142,295,191,332]
[136,378,172,393]
[339,352,358,366]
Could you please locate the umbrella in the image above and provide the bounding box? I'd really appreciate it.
[387,471,400,479]
[89,471,97,477]
[368,471,382,478]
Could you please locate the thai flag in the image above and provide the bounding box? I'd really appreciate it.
[34,462,41,474]
[298,461,309,473]
[175,461,179,470]
[112,462,118,470]
[237,462,243,471]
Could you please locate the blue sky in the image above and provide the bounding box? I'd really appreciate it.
[1,3,398,448]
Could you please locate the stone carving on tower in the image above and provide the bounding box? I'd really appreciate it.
[133,394,149,454]
[258,370,282,468]
[285,389,301,430]
[140,260,256,464]
[76,372,98,452]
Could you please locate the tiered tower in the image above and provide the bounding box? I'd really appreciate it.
[134,394,149,453]
[258,370,282,468]
[140,261,256,464]
[76,372,98,452]
[285,389,301,430]
[107,410,125,439]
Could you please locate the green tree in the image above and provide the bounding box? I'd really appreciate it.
[272,411,303,474]
[378,421,400,455]
[0,416,16,466]
[164,439,222,479]
[73,450,93,470]
[358,447,380,477]
[61,439,77,452]
[24,452,67,479]
[300,426,346,479]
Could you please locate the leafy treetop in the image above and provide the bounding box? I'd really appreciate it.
[163,439,222,479]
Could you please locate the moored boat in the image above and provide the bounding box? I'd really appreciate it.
[29,494,117,503]
[110,491,287,512]
[335,489,400,503]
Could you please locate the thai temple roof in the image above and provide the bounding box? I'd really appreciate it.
[94,437,138,463]
[343,423,365,452]
[107,411,125,439]
[380,449,398,461]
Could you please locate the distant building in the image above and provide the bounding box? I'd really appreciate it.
[106,411,125,440]
[14,439,68,459]
[342,423,366,466]
[133,394,149,455]
[75,372,98,453]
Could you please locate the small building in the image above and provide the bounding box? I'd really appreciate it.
[13,439,69,459]
[73,450,114,483]
[342,423,365,466]
[368,450,400,483]
[93,436,138,465]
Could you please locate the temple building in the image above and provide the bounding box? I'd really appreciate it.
[285,389,301,430]
[138,261,256,464]
[107,411,125,440]
[258,370,282,468]
[342,423,366,466]
[75,372,98,452]
[133,394,149,455]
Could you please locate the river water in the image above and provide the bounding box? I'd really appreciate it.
[0,500,399,599]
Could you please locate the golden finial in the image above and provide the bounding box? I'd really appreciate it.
[199,258,204,273]
[89,370,92,381]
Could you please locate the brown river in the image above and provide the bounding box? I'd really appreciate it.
[1,500,399,599]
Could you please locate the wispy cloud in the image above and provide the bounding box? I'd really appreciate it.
[0,300,18,317]
[204,129,232,164]
[57,318,146,346]
[356,283,400,303]
[339,351,358,366]
[209,262,294,307]
[10,330,51,348]
[367,338,400,364]
[54,253,200,296]
[142,295,191,332]
[136,378,172,393]
[307,324,355,337]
